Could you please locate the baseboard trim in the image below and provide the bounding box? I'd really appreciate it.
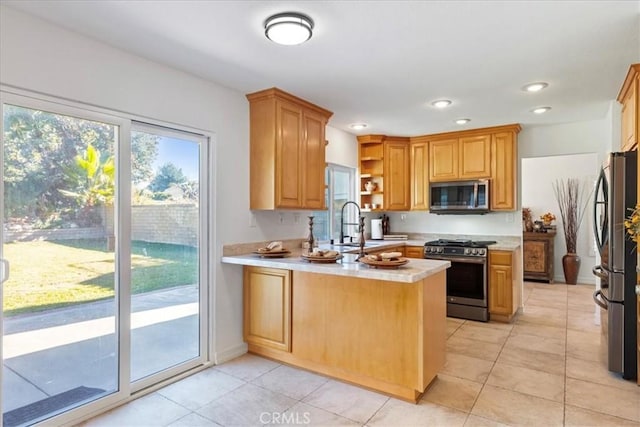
[214,343,247,365]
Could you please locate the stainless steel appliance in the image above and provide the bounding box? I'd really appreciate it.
[424,239,496,321]
[592,150,637,380]
[429,180,490,214]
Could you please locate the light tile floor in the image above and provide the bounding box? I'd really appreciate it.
[83,282,640,426]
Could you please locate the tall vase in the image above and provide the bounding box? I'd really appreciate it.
[562,253,581,285]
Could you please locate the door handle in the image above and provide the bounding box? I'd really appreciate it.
[593,289,608,310]
[1,258,9,284]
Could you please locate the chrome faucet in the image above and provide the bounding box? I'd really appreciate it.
[340,201,361,244]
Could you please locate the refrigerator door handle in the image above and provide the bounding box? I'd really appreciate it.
[592,167,608,253]
[593,289,608,310]
[592,265,607,280]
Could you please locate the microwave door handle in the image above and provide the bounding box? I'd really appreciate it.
[473,183,478,207]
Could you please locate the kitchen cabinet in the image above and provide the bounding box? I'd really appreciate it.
[384,137,410,211]
[405,245,424,259]
[367,245,405,256]
[243,266,291,352]
[410,140,429,210]
[618,64,640,151]
[490,131,518,210]
[428,135,490,182]
[523,231,556,283]
[357,136,410,211]
[489,249,520,322]
[246,88,333,210]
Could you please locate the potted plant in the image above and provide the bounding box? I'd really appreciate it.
[553,178,592,284]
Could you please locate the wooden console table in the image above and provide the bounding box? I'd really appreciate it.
[523,231,556,283]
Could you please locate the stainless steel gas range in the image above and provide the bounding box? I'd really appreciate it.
[423,239,496,322]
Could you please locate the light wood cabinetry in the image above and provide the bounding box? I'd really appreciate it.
[357,136,410,211]
[410,140,429,210]
[367,245,405,256]
[617,64,640,151]
[489,249,520,322]
[428,135,490,182]
[384,138,410,211]
[429,138,458,181]
[405,245,425,259]
[243,266,291,352]
[491,131,518,210]
[246,88,333,210]
[523,231,556,283]
[459,134,492,179]
[359,124,520,212]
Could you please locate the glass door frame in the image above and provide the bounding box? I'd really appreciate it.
[129,121,210,393]
[0,88,212,425]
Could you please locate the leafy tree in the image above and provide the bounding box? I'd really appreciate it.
[2,105,159,221]
[148,163,187,193]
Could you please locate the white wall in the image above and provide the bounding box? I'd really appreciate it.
[326,126,358,168]
[0,6,314,362]
[522,154,599,284]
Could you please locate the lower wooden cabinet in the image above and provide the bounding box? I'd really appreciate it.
[405,245,425,259]
[523,231,555,282]
[243,266,291,352]
[488,249,520,322]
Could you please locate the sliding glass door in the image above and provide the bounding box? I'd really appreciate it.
[1,95,209,425]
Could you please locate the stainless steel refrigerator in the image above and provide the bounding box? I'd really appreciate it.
[592,150,637,380]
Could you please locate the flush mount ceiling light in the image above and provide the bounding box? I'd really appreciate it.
[531,106,552,114]
[349,123,368,130]
[523,82,549,92]
[455,118,471,125]
[431,99,452,108]
[265,12,314,45]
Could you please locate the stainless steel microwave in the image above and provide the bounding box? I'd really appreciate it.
[429,180,490,214]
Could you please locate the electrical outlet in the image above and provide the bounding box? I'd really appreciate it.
[505,213,514,223]
[400,214,407,221]
[294,213,300,224]
[279,213,284,224]
[250,213,257,228]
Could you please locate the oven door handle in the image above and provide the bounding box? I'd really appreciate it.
[424,255,486,264]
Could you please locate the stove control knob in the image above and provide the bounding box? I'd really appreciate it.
[425,247,431,253]
[437,247,443,253]
[472,248,478,255]
[464,248,471,255]
[478,249,485,256]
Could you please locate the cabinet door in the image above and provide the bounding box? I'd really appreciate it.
[490,132,516,210]
[488,251,513,316]
[523,240,547,274]
[276,100,303,208]
[243,267,291,352]
[459,134,491,179]
[429,139,458,181]
[405,246,424,259]
[384,141,410,210]
[410,142,429,210]
[621,76,638,151]
[302,110,327,209]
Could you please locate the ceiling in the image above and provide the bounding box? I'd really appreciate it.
[4,1,640,136]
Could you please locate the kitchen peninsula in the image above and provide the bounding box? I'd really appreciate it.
[221,251,450,402]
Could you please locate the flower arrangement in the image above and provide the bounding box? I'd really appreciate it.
[624,204,640,244]
[540,212,556,224]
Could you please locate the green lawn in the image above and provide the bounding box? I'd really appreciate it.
[3,239,197,316]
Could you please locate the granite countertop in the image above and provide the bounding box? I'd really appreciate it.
[220,252,450,283]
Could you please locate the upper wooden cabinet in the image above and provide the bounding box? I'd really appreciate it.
[357,136,410,211]
[491,131,518,211]
[246,88,333,210]
[410,141,429,210]
[428,134,491,181]
[384,138,411,211]
[618,64,640,152]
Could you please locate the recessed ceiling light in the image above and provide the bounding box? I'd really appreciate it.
[265,12,314,45]
[531,106,552,114]
[349,123,368,130]
[455,118,471,125]
[523,82,549,92]
[431,100,452,109]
